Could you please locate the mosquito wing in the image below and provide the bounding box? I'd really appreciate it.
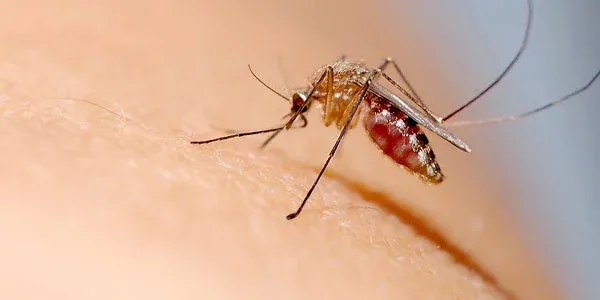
[369,83,471,153]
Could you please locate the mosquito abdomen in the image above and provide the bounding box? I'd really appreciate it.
[363,95,443,184]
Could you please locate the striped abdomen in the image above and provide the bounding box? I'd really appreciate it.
[362,95,443,183]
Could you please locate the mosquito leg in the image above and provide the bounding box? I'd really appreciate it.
[322,66,337,126]
[288,66,332,128]
[210,113,307,135]
[376,71,442,124]
[260,67,334,149]
[192,112,309,146]
[445,69,600,127]
[377,58,443,122]
[377,59,420,103]
[286,70,380,220]
[191,127,285,145]
[260,115,307,149]
[442,0,533,121]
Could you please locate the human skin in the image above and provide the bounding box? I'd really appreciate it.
[0,0,558,299]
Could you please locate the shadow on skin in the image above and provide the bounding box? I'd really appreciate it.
[63,97,516,299]
[321,168,517,300]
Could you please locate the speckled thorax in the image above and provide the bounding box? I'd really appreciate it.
[307,61,371,129]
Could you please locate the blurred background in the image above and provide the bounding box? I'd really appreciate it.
[1,0,598,299]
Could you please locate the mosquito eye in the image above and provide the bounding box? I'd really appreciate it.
[292,93,305,108]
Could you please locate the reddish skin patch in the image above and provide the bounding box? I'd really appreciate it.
[363,94,443,183]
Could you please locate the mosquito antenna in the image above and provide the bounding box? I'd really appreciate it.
[248,65,290,102]
[442,0,533,122]
[446,68,600,127]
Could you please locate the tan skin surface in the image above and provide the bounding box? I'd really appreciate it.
[0,0,558,299]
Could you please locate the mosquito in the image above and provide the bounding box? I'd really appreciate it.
[191,0,599,220]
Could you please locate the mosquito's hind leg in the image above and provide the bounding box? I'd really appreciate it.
[377,58,422,105]
[377,58,443,123]
[442,0,533,122]
[445,69,600,127]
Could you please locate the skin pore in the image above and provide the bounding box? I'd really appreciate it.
[0,0,558,299]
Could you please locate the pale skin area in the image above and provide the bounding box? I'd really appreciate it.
[0,0,559,299]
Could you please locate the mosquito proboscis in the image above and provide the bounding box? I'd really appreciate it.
[191,0,599,220]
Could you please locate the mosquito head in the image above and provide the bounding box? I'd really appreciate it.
[291,90,310,114]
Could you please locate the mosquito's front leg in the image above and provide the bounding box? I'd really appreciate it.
[284,66,334,129]
[321,67,336,126]
[258,67,334,149]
